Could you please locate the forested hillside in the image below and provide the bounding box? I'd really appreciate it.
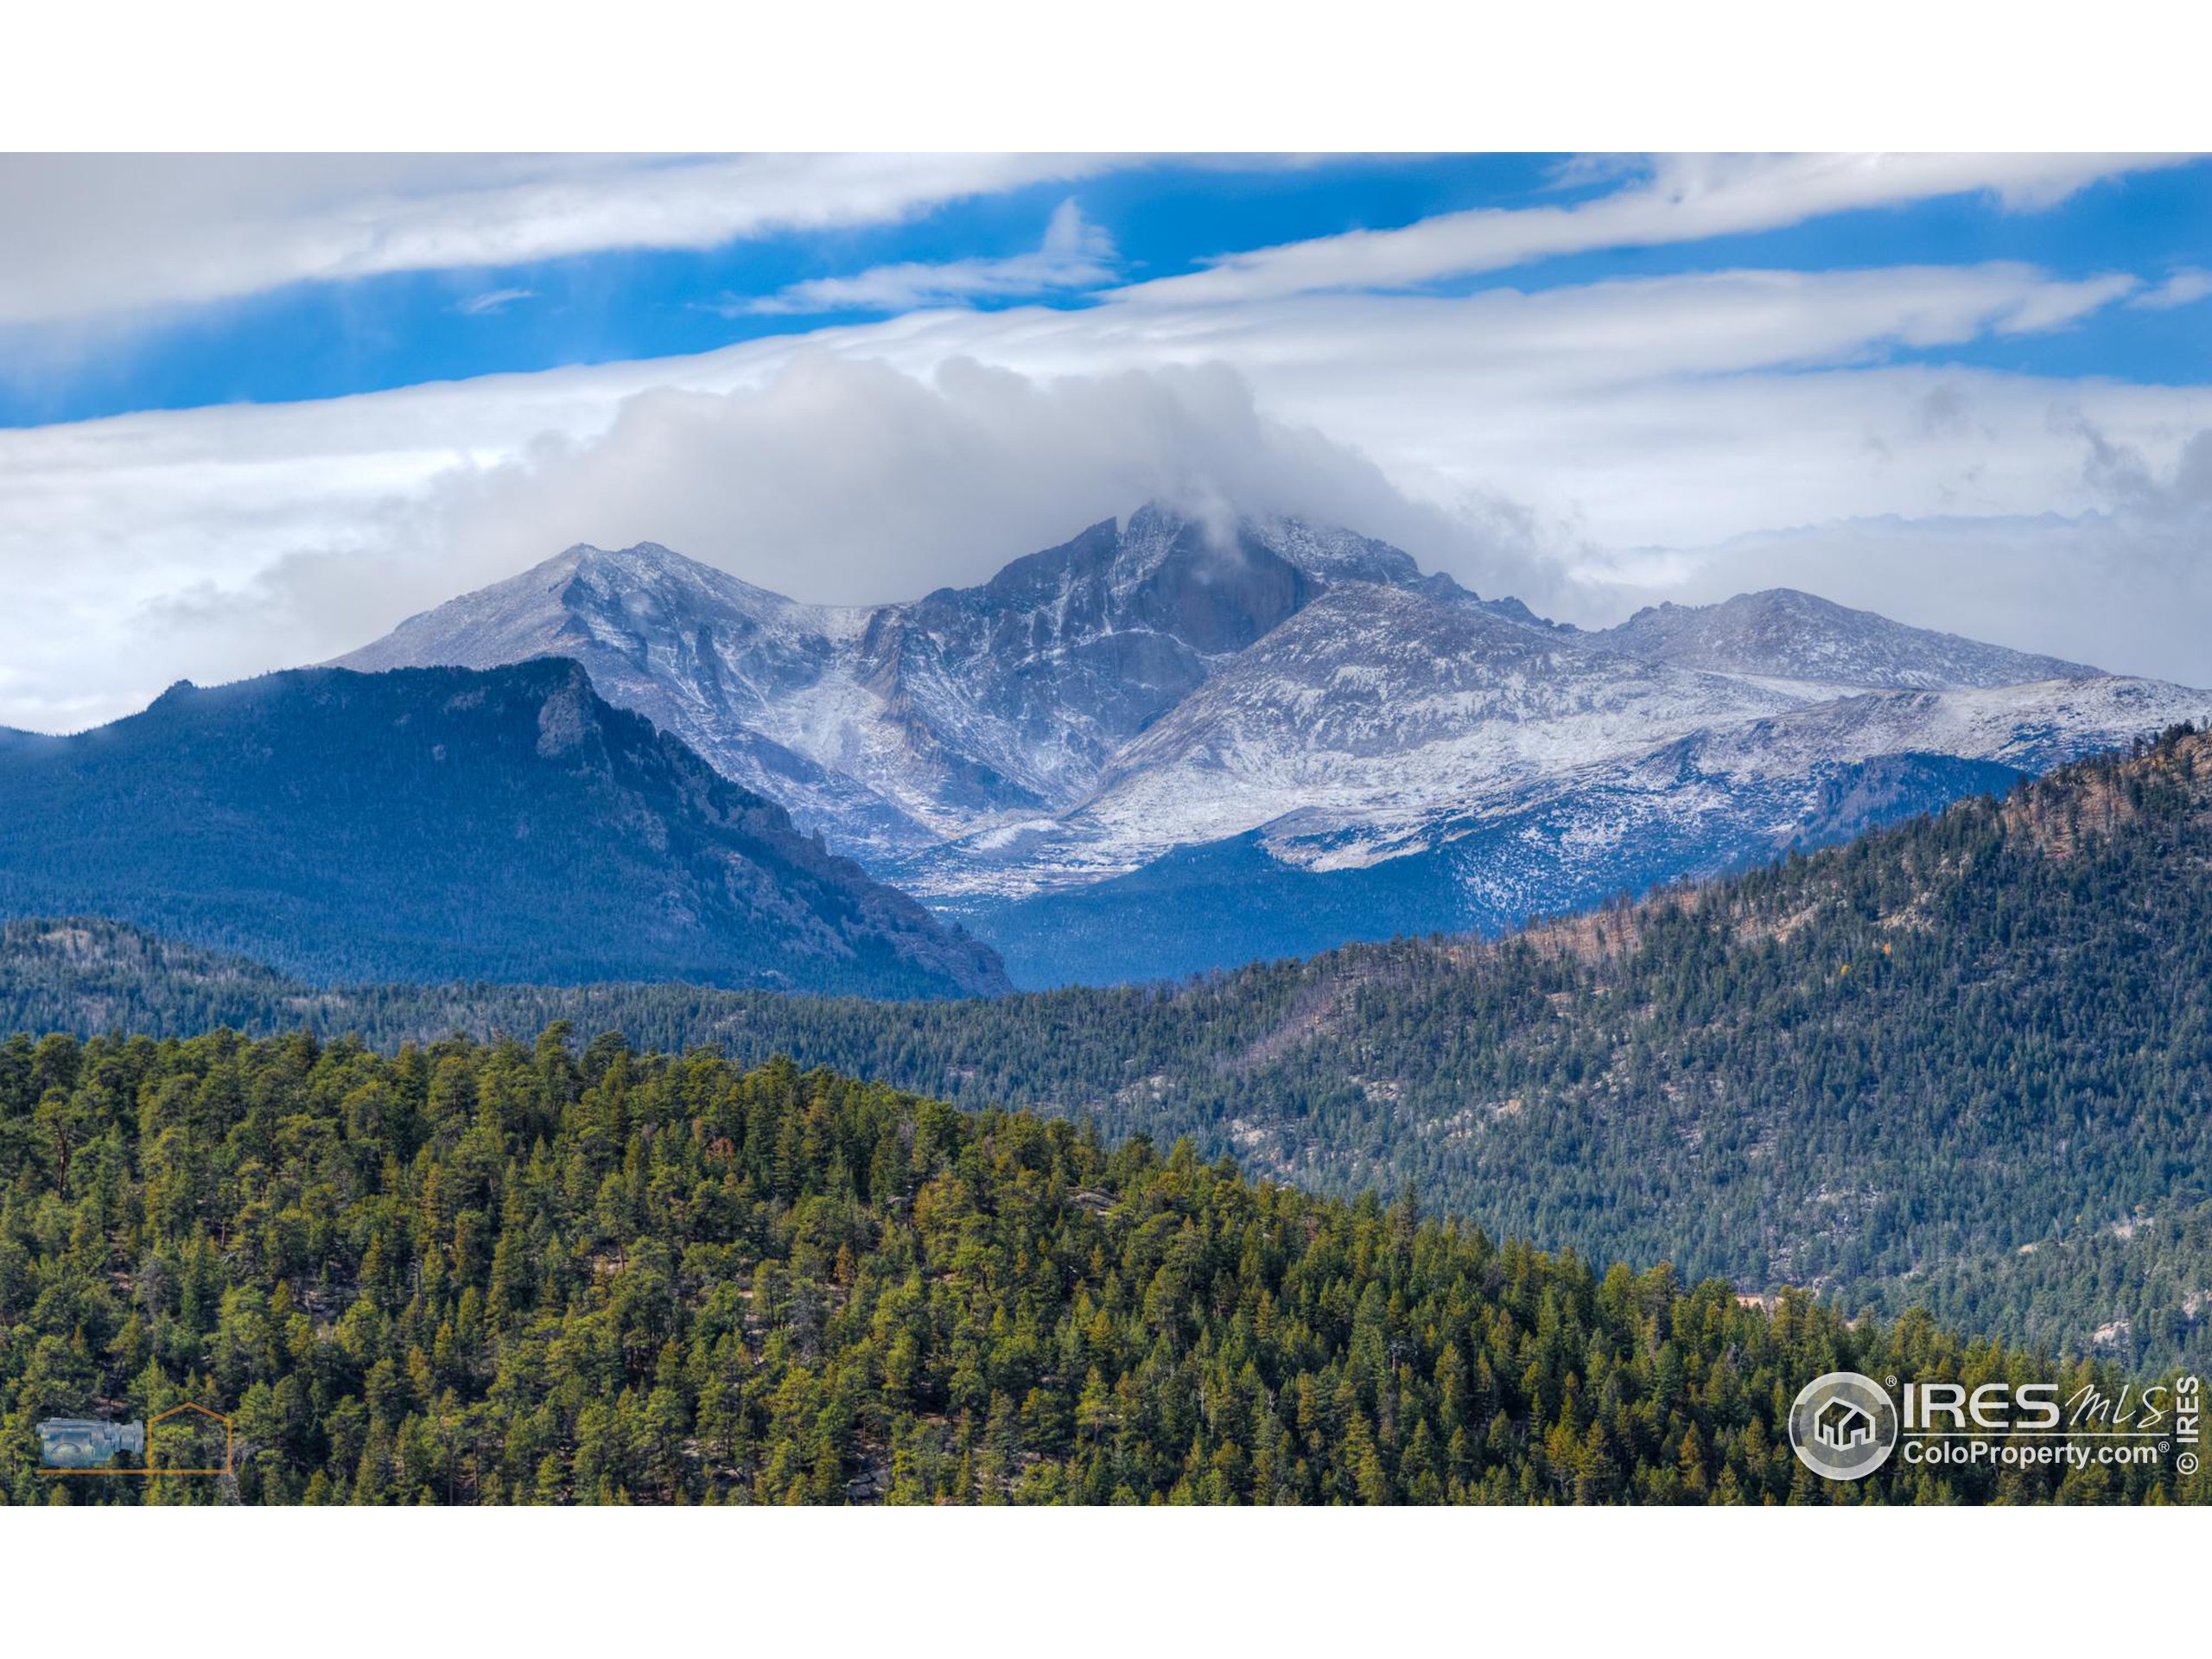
[1,1033,2192,1505]
[5,727,2209,1369]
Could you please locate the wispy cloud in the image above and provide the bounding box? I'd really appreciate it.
[453,287,537,317]
[2129,268,2212,310]
[0,154,1126,326]
[734,199,1119,316]
[1112,154,2190,305]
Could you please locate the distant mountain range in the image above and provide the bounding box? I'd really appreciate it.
[340,504,2209,984]
[340,506,1456,861]
[1600,586,2099,688]
[0,659,1006,997]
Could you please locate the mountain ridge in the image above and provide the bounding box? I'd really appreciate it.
[1601,586,2101,689]
[336,505,2208,983]
[335,505,1552,864]
[0,658,1007,996]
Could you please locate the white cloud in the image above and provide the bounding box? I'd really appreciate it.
[2129,269,2212,310]
[0,154,1122,326]
[740,199,1118,315]
[1592,428,2212,691]
[1112,153,2188,305]
[0,256,2204,732]
[804,262,2156,547]
[454,288,537,317]
[416,354,1522,608]
[0,355,1530,732]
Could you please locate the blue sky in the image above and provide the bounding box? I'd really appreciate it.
[4,156,1580,423]
[6,154,2207,427]
[1,151,2209,732]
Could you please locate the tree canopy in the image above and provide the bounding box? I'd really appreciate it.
[2,1029,2196,1504]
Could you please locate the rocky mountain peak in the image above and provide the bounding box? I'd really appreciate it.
[1604,587,2101,689]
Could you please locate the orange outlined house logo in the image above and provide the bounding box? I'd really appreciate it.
[35,1402,234,1477]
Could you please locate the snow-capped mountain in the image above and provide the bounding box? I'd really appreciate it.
[337,540,918,849]
[1599,588,2100,690]
[1071,588,2184,879]
[340,505,1470,860]
[896,582,1797,896]
[338,505,2209,985]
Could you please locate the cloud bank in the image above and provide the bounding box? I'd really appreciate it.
[15,357,1554,734]
[2,244,2207,732]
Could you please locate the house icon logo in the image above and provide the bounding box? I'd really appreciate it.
[1788,1371,1898,1479]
